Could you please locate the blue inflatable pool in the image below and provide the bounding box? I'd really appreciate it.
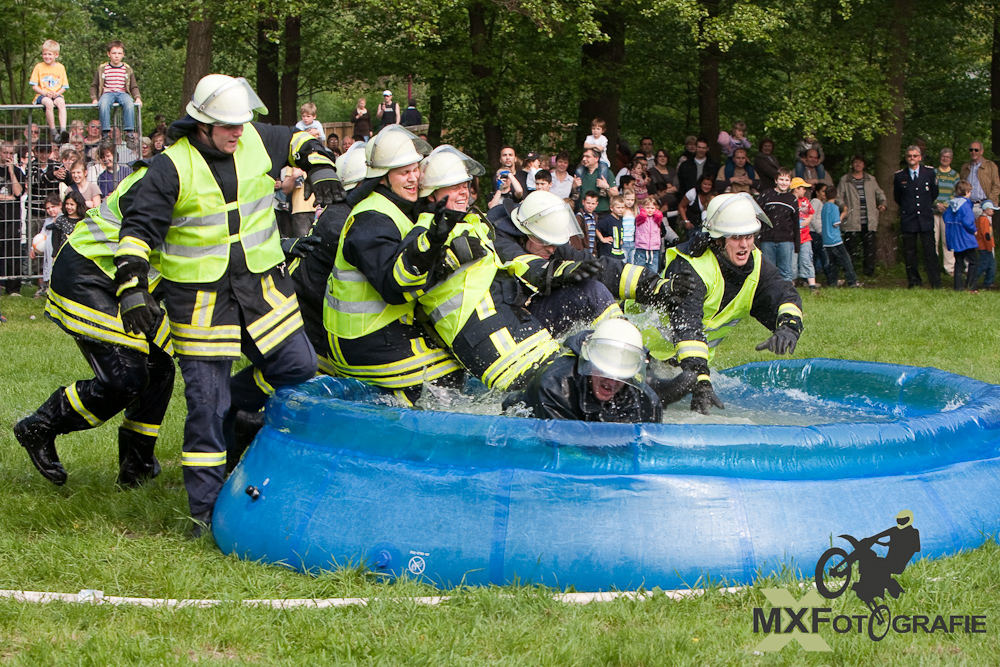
[212,359,1000,591]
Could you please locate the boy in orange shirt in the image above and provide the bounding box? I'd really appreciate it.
[973,201,996,291]
[29,39,69,145]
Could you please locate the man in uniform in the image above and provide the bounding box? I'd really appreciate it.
[15,162,174,487]
[489,190,683,336]
[893,145,940,288]
[323,125,464,404]
[654,193,803,414]
[113,74,342,535]
[414,145,562,391]
[505,318,694,422]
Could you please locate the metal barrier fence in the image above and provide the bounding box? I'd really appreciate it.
[0,102,142,291]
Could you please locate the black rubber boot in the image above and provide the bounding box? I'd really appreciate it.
[117,428,162,488]
[225,409,265,475]
[190,510,213,539]
[13,389,75,485]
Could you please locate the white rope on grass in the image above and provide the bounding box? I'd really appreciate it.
[0,586,747,609]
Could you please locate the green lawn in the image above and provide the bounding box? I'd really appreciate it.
[1,278,999,664]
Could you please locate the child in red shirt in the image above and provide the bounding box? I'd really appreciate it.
[791,177,819,292]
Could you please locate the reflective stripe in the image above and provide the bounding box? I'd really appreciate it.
[173,211,229,228]
[172,340,242,357]
[65,383,103,427]
[182,452,226,467]
[121,419,160,438]
[778,302,803,319]
[252,368,274,396]
[619,264,644,299]
[330,267,366,283]
[483,329,543,388]
[242,221,278,250]
[98,201,120,225]
[475,292,497,320]
[44,288,151,353]
[429,292,466,323]
[483,330,560,390]
[193,291,215,329]
[393,256,426,288]
[240,192,276,219]
[324,292,386,315]
[170,321,241,340]
[676,340,710,361]
[593,303,623,325]
[117,236,151,259]
[705,319,741,334]
[261,275,284,310]
[82,216,117,250]
[254,310,304,356]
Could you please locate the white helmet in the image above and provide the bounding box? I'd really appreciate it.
[419,145,485,197]
[335,142,367,190]
[186,75,266,126]
[578,318,647,385]
[703,192,770,238]
[506,190,579,245]
[365,124,431,178]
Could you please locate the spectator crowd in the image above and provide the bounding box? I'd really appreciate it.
[2,35,997,318]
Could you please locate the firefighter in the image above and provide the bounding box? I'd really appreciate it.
[291,141,368,375]
[324,125,464,404]
[113,74,340,535]
[488,191,683,336]
[14,163,174,488]
[504,318,694,422]
[415,145,562,390]
[652,192,803,414]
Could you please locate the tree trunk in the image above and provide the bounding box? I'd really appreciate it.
[468,0,503,170]
[256,15,280,125]
[698,0,721,161]
[991,3,1000,157]
[427,75,444,147]
[280,15,302,126]
[578,5,626,168]
[874,0,911,268]
[181,18,214,117]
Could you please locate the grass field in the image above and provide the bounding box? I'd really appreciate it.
[1,275,999,664]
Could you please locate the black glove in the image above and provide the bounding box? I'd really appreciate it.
[115,256,161,336]
[755,314,802,355]
[690,379,724,414]
[119,288,162,336]
[427,196,460,246]
[755,325,800,355]
[550,258,601,288]
[685,230,712,257]
[281,235,322,260]
[304,167,345,207]
[433,233,490,281]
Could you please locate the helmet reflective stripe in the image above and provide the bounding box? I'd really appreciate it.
[703,192,769,238]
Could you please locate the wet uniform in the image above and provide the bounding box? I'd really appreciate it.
[324,183,464,404]
[116,119,325,517]
[488,205,674,335]
[25,163,174,484]
[504,330,662,422]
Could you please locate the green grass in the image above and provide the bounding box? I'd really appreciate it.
[2,280,1000,664]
